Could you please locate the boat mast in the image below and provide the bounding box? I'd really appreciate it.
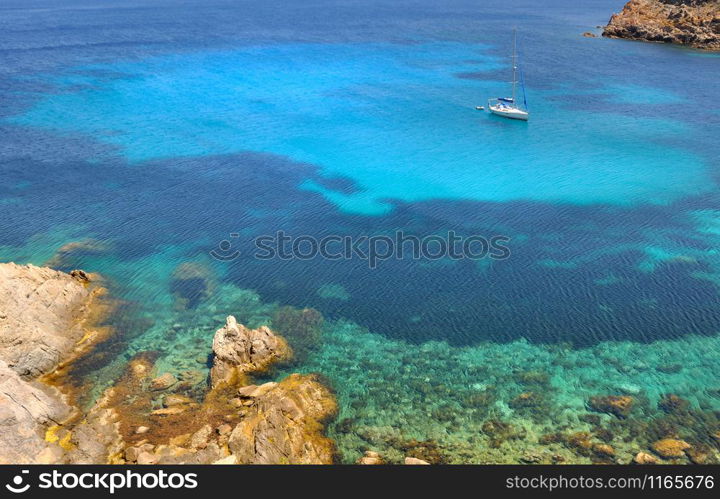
[511,28,517,104]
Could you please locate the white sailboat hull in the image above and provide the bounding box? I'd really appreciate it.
[489,105,529,121]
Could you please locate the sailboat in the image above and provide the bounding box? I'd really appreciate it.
[487,29,529,121]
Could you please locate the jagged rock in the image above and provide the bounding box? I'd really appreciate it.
[583,32,597,37]
[0,264,338,465]
[651,438,691,459]
[588,395,634,418]
[404,457,430,465]
[228,373,337,464]
[0,263,100,378]
[210,316,291,386]
[603,0,720,51]
[633,451,659,464]
[0,264,113,464]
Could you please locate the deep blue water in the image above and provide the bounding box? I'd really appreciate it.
[2,0,720,350]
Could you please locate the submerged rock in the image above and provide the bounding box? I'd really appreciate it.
[210,316,291,386]
[588,395,634,419]
[651,438,691,459]
[149,372,177,391]
[45,239,110,269]
[658,394,690,414]
[170,262,215,309]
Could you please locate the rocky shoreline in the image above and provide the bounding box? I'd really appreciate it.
[2,263,719,465]
[603,0,720,50]
[0,263,337,464]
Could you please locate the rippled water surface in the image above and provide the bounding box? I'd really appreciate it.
[2,0,720,463]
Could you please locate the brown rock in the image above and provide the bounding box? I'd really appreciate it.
[149,372,177,391]
[651,438,691,459]
[237,382,277,399]
[228,373,337,464]
[163,394,193,407]
[210,316,291,386]
[217,424,232,436]
[686,445,711,465]
[136,451,159,465]
[213,455,237,465]
[583,31,597,37]
[189,424,213,450]
[124,444,153,463]
[357,450,384,465]
[588,395,634,418]
[592,443,616,458]
[633,451,659,464]
[658,394,690,413]
[150,406,187,417]
[603,0,720,51]
[404,457,430,465]
[69,269,91,283]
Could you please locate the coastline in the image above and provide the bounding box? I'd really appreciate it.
[2,261,720,464]
[0,263,338,464]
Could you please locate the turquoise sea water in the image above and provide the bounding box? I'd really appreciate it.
[2,0,720,462]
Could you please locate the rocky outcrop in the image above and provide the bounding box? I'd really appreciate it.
[603,0,720,50]
[0,263,104,378]
[210,316,291,386]
[0,361,71,464]
[0,263,110,464]
[0,263,337,465]
[228,374,337,464]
